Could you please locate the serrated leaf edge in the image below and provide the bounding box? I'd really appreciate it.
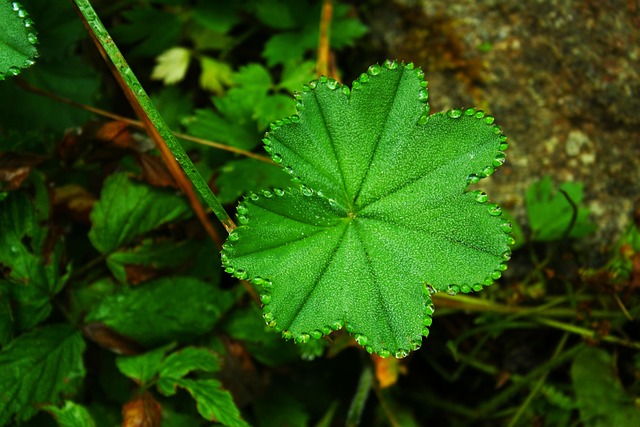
[0,1,39,80]
[222,60,514,358]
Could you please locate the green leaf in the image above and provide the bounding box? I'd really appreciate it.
[158,347,220,381]
[215,158,293,204]
[526,176,596,241]
[151,47,191,85]
[116,343,175,385]
[0,0,38,79]
[571,347,640,427]
[44,401,97,427]
[88,173,191,254]
[222,61,511,357]
[191,0,240,33]
[106,239,201,283]
[112,7,182,57]
[85,276,234,346]
[159,378,249,427]
[151,86,194,130]
[199,56,233,94]
[0,325,86,424]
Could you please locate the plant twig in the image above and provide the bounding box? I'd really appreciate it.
[14,79,274,165]
[317,0,333,78]
[71,0,236,236]
[346,363,374,427]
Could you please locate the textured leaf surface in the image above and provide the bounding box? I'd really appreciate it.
[0,1,38,79]
[215,158,293,204]
[571,347,640,427]
[160,378,249,427]
[44,401,96,427]
[116,344,175,385]
[222,61,512,357]
[85,276,234,346]
[0,325,85,424]
[89,173,191,254]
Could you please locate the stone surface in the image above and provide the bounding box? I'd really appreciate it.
[348,0,640,260]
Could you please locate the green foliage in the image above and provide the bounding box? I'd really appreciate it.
[526,176,595,241]
[88,173,192,254]
[0,325,86,424]
[571,347,640,427]
[222,61,512,357]
[0,0,38,79]
[43,401,97,427]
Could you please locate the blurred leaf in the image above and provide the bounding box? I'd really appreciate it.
[0,325,86,424]
[571,347,640,427]
[191,0,240,33]
[0,288,13,346]
[0,0,38,79]
[88,173,191,254]
[116,343,175,385]
[279,60,316,93]
[44,401,96,427]
[183,106,257,151]
[255,94,295,129]
[150,86,193,130]
[253,387,308,427]
[158,347,220,381]
[215,158,292,204]
[199,56,233,94]
[263,32,311,67]
[112,7,182,57]
[0,189,69,332]
[232,63,272,90]
[526,176,596,241]
[85,276,234,347]
[151,47,191,85]
[159,378,249,427]
[122,392,162,427]
[106,239,201,284]
[329,3,368,49]
[252,0,303,30]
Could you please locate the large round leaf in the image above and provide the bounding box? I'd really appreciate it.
[0,1,38,79]
[222,61,512,357]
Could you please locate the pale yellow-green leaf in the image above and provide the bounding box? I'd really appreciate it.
[199,56,233,94]
[151,47,191,85]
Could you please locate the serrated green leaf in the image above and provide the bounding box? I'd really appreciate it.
[88,173,191,254]
[151,47,191,85]
[44,401,97,427]
[278,60,316,93]
[0,189,68,332]
[222,62,511,357]
[0,325,86,424]
[159,378,249,427]
[116,343,175,385]
[199,56,233,94]
[0,0,38,79]
[526,176,596,241]
[112,7,181,57]
[158,347,220,381]
[571,347,640,427]
[106,239,201,283]
[215,158,293,204]
[232,63,272,89]
[263,32,311,67]
[85,276,234,346]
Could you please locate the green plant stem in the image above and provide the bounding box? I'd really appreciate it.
[346,364,373,427]
[506,333,569,427]
[534,317,640,349]
[71,0,236,233]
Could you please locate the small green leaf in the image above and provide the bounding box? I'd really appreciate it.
[571,347,640,427]
[116,343,175,385]
[0,325,86,424]
[85,276,234,346]
[0,0,38,80]
[112,7,181,57]
[526,176,596,241]
[199,56,233,94]
[158,347,220,381]
[215,158,293,204]
[44,401,97,427]
[151,47,191,85]
[223,62,511,357]
[159,378,249,427]
[88,173,191,254]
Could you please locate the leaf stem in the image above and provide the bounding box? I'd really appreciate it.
[346,363,373,427]
[317,0,333,78]
[71,0,236,233]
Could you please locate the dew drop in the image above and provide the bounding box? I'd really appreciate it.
[395,349,409,358]
[472,283,483,292]
[507,235,516,246]
[261,189,273,198]
[24,18,34,27]
[378,349,390,358]
[352,80,361,90]
[311,330,323,339]
[447,108,462,118]
[342,86,350,95]
[384,59,398,69]
[237,215,249,224]
[491,270,502,280]
[417,115,428,125]
[368,64,381,75]
[326,79,337,90]
[301,185,313,196]
[501,249,512,261]
[308,80,318,89]
[406,62,415,70]
[282,330,293,339]
[17,8,27,18]
[464,108,475,116]
[461,284,471,293]
[497,263,508,272]
[263,312,274,322]
[474,191,488,203]
[474,110,485,119]
[10,245,19,254]
[423,317,433,327]
[417,90,428,101]
[321,326,332,335]
[263,146,272,154]
[224,266,234,274]
[500,221,513,233]
[425,304,435,316]
[499,142,509,151]
[487,203,502,216]
[291,114,300,123]
[358,73,369,83]
[249,192,259,201]
[262,137,272,146]
[365,345,374,354]
[11,2,20,11]
[466,173,480,185]
[284,166,294,175]
[330,321,342,331]
[354,334,368,346]
[7,67,20,77]
[236,205,248,215]
[419,80,428,88]
[260,294,271,304]
[493,153,506,167]
[492,125,501,135]
[415,68,425,79]
[274,187,285,196]
[422,327,431,337]
[252,277,265,285]
[234,269,248,280]
[481,165,495,177]
[425,284,436,295]
[26,32,38,45]
[484,115,495,124]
